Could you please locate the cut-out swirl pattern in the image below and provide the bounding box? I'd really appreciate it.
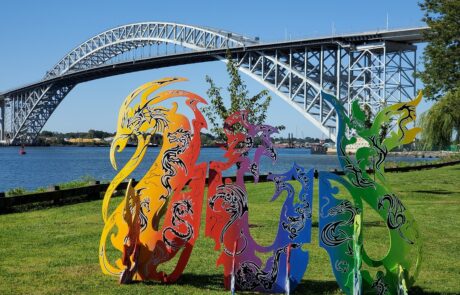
[99,77,207,283]
[319,92,423,295]
[205,111,313,293]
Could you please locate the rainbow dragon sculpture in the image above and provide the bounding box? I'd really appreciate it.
[205,111,313,293]
[98,77,423,294]
[319,91,423,294]
[99,77,207,283]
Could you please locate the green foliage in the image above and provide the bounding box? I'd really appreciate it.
[200,132,216,146]
[420,89,460,149]
[6,187,27,197]
[57,176,97,190]
[40,130,54,137]
[357,103,389,142]
[39,130,115,140]
[419,0,460,100]
[353,103,373,130]
[37,130,116,146]
[202,52,272,140]
[5,176,98,197]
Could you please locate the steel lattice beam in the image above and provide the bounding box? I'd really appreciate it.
[0,22,424,145]
[2,22,258,145]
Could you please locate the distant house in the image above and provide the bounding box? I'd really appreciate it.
[326,137,371,155]
[65,138,103,144]
[346,137,369,154]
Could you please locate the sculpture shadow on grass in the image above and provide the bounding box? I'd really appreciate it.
[294,280,340,294]
[412,189,457,195]
[409,286,458,295]
[135,278,458,295]
[134,273,224,291]
[139,276,342,293]
[175,273,225,290]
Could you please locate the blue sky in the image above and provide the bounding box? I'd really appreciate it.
[0,0,428,138]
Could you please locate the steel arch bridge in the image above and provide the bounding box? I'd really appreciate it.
[0,22,427,145]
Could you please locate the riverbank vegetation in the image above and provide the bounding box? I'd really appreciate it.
[384,151,460,168]
[0,165,459,294]
[5,176,98,197]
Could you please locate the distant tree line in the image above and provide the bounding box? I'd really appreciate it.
[36,130,115,146]
[37,128,330,147]
[40,129,115,139]
[274,136,334,144]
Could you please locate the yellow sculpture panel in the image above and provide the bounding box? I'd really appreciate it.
[99,77,208,283]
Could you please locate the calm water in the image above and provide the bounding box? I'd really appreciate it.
[0,146,436,192]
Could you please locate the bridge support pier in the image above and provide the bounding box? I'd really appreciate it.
[349,41,417,110]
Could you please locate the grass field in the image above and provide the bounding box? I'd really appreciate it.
[1,165,459,294]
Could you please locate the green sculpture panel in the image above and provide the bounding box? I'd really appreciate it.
[319,92,423,294]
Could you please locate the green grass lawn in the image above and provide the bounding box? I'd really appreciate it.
[1,165,459,294]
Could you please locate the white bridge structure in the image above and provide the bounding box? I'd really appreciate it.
[0,22,428,144]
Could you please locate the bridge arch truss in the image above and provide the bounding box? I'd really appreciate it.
[0,22,419,144]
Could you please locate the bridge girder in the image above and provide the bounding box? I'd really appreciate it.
[45,22,256,78]
[0,22,420,145]
[2,22,258,144]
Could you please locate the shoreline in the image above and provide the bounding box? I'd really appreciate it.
[3,161,460,214]
[4,158,460,197]
[3,144,458,157]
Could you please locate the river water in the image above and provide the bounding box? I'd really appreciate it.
[0,146,436,192]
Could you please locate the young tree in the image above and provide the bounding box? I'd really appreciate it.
[202,53,275,140]
[361,103,389,142]
[418,0,460,100]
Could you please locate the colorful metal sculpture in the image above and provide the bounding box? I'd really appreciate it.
[99,77,208,283]
[319,91,423,294]
[205,111,313,293]
[99,77,423,294]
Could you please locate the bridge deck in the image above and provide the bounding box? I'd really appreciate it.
[0,27,428,98]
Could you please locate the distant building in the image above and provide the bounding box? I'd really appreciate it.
[274,143,290,148]
[65,138,103,144]
[346,137,369,153]
[310,143,327,154]
[325,137,370,155]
